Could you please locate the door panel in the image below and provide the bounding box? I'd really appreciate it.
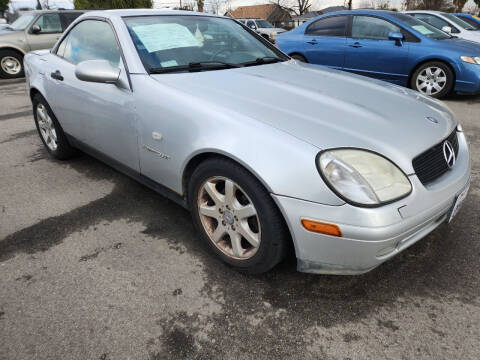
[44,19,139,171]
[303,15,348,68]
[344,16,409,85]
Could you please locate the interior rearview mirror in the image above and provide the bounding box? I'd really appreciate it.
[31,24,41,34]
[75,60,121,84]
[442,26,452,34]
[388,31,404,45]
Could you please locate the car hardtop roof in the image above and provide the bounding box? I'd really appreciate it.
[403,10,442,14]
[319,9,399,16]
[21,9,87,14]
[86,9,224,19]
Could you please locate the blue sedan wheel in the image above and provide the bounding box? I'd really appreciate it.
[411,61,454,98]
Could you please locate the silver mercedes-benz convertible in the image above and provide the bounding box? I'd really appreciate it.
[24,10,471,275]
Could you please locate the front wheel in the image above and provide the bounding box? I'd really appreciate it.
[0,49,24,79]
[410,61,454,99]
[188,158,289,274]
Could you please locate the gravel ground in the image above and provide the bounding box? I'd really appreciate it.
[0,79,479,360]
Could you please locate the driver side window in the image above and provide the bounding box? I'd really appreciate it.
[32,13,62,34]
[58,20,121,67]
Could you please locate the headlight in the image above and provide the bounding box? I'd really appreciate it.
[317,149,412,206]
[460,56,480,64]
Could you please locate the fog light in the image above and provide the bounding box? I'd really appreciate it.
[301,219,342,237]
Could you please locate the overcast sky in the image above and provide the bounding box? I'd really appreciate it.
[152,0,478,14]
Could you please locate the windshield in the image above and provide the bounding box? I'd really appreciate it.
[8,13,36,30]
[392,13,451,40]
[442,13,476,30]
[255,20,274,28]
[124,16,287,73]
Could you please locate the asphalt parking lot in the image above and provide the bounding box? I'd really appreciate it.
[0,78,479,360]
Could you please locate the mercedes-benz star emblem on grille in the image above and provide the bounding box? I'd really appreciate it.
[426,116,439,124]
[443,140,456,169]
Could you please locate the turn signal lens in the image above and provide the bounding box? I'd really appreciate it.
[301,219,342,237]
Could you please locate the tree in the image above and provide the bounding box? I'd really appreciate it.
[473,0,480,14]
[0,0,9,14]
[197,0,204,12]
[273,0,311,15]
[74,0,152,10]
[452,0,467,11]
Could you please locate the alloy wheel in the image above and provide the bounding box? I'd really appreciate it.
[197,176,261,260]
[36,104,58,151]
[416,67,447,96]
[1,56,22,75]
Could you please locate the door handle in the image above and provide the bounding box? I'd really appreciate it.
[349,42,362,48]
[307,40,318,45]
[51,70,64,81]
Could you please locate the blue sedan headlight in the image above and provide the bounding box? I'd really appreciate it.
[317,149,412,207]
[460,56,480,64]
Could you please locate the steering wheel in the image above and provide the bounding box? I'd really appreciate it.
[211,49,232,61]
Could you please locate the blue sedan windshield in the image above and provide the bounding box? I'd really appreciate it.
[124,16,287,73]
[391,13,451,40]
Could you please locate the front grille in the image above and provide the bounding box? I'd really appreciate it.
[412,130,459,185]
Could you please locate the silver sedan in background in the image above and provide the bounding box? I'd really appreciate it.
[24,10,471,275]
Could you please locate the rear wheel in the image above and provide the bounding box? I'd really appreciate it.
[290,54,307,63]
[33,94,77,160]
[410,61,453,99]
[0,49,24,79]
[188,158,289,274]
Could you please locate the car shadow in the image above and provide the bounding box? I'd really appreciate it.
[3,148,479,351]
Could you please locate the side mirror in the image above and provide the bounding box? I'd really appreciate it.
[442,26,452,34]
[249,25,257,30]
[75,60,120,84]
[388,31,404,45]
[31,24,41,34]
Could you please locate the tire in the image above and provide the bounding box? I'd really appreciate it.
[0,49,24,79]
[32,93,77,160]
[410,61,454,99]
[290,54,307,63]
[188,158,289,274]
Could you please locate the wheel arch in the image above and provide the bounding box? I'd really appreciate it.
[181,150,274,201]
[289,52,308,62]
[182,150,296,257]
[30,87,42,101]
[0,45,27,56]
[408,58,457,90]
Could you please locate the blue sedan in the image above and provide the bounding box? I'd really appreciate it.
[276,10,480,98]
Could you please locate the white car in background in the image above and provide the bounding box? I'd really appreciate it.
[405,10,480,43]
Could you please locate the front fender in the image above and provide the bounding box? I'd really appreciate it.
[133,75,344,206]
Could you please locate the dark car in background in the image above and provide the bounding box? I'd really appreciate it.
[454,13,480,30]
[276,10,480,98]
[0,10,85,78]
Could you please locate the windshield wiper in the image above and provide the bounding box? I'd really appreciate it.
[241,56,285,67]
[150,61,241,74]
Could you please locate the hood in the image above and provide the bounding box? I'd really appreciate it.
[151,61,456,173]
[440,37,480,52]
[458,30,480,43]
[259,28,286,34]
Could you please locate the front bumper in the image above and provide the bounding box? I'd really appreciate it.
[273,131,471,275]
[454,62,480,94]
